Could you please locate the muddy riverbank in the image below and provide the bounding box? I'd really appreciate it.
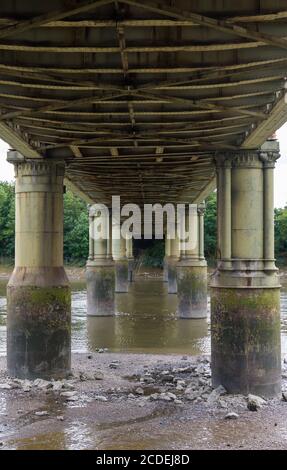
[1,352,287,450]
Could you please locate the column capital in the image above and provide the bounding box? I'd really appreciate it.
[7,151,66,176]
[259,150,280,168]
[215,150,262,169]
[197,202,206,216]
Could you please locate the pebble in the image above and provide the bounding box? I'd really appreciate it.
[65,395,79,402]
[207,385,227,405]
[94,372,104,381]
[0,384,12,390]
[35,411,49,416]
[149,393,159,401]
[34,379,52,390]
[109,363,119,369]
[94,395,108,402]
[52,381,64,391]
[225,412,239,420]
[282,392,287,402]
[57,416,64,421]
[135,387,144,395]
[60,391,77,398]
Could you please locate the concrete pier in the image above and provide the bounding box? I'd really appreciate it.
[168,236,179,294]
[177,204,207,318]
[86,206,115,316]
[163,237,171,282]
[6,153,71,380]
[210,142,281,397]
[126,238,134,282]
[113,221,129,293]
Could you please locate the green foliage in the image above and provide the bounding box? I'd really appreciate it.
[275,206,287,262]
[141,240,165,267]
[63,190,89,264]
[204,192,217,259]
[0,182,88,264]
[0,180,286,266]
[0,181,15,259]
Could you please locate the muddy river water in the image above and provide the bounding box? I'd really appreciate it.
[1,273,287,357]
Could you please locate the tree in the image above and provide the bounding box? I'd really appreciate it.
[63,190,89,263]
[204,192,217,259]
[0,182,15,259]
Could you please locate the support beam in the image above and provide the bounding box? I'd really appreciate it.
[121,0,287,51]
[210,141,281,397]
[6,151,71,379]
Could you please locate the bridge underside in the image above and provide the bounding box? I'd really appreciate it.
[0,0,287,204]
[1,1,287,397]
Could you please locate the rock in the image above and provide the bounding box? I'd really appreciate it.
[94,395,108,402]
[66,395,79,402]
[198,378,208,386]
[247,394,266,411]
[109,363,119,369]
[282,392,287,402]
[0,384,12,390]
[35,411,49,417]
[194,397,203,403]
[174,399,183,404]
[94,372,104,381]
[207,385,227,405]
[166,392,177,400]
[52,381,64,391]
[62,382,75,390]
[159,393,172,402]
[149,393,159,401]
[60,391,78,398]
[135,387,144,395]
[34,379,52,390]
[176,380,186,387]
[181,356,188,361]
[225,412,239,420]
[57,416,64,421]
[128,393,136,399]
[218,399,228,409]
[176,385,184,391]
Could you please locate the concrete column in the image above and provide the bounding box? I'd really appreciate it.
[86,206,115,316]
[168,235,180,294]
[211,142,281,397]
[163,237,171,282]
[113,220,129,293]
[6,152,71,380]
[126,238,134,282]
[177,204,207,318]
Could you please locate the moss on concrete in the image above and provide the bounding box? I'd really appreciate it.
[7,285,71,379]
[211,286,281,396]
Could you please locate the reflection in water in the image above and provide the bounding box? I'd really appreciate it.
[0,276,287,357]
[87,280,209,354]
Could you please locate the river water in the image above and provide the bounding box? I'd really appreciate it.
[1,272,287,358]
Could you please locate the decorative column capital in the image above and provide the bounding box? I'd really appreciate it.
[197,202,206,216]
[7,151,66,176]
[259,150,280,168]
[215,150,263,169]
